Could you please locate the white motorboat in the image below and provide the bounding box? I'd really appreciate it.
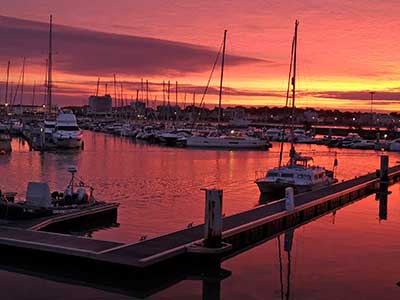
[52,112,83,149]
[256,152,336,195]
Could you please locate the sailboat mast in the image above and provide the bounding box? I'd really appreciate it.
[47,15,53,114]
[218,30,227,127]
[289,20,299,167]
[20,57,26,106]
[5,61,10,104]
[32,81,36,106]
[96,77,100,96]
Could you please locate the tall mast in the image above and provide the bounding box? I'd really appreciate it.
[218,30,227,127]
[96,77,100,96]
[43,59,48,106]
[146,79,149,108]
[47,15,53,113]
[113,74,117,108]
[5,61,10,104]
[20,57,26,106]
[32,81,36,106]
[162,81,165,106]
[289,20,299,167]
[175,81,178,106]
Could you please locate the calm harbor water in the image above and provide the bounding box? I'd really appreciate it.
[1,131,400,299]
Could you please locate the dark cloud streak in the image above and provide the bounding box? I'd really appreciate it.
[0,15,267,77]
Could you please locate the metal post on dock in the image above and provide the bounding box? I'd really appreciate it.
[380,155,389,184]
[187,189,231,254]
[285,187,295,211]
[204,189,223,248]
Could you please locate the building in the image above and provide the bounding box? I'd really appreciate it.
[88,95,112,115]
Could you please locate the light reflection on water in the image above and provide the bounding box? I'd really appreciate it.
[1,131,400,243]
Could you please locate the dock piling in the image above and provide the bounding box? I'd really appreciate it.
[380,155,389,184]
[204,189,223,248]
[285,187,294,211]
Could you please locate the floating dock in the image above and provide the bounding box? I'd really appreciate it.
[0,160,398,297]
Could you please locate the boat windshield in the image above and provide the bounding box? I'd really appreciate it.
[57,126,79,131]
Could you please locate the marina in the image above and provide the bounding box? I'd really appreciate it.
[1,4,400,299]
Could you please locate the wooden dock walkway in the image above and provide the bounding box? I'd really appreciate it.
[0,164,398,273]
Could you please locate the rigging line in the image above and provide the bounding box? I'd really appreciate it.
[277,236,284,300]
[11,63,24,106]
[190,40,223,128]
[278,31,296,167]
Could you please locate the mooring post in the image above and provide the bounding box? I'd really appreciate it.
[285,187,294,211]
[380,155,389,183]
[204,189,223,248]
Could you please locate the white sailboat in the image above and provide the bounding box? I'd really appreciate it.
[256,20,337,195]
[185,30,269,149]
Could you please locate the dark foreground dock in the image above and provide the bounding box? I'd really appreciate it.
[0,160,398,297]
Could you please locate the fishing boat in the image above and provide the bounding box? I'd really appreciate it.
[52,112,83,149]
[256,20,337,196]
[0,166,112,219]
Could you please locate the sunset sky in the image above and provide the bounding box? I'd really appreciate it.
[1,0,400,112]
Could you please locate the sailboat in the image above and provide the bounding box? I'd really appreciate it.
[185,30,270,149]
[256,21,337,195]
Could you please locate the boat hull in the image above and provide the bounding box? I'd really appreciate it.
[186,136,269,149]
[53,137,82,149]
[256,179,334,196]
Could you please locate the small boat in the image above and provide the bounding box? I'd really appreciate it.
[348,139,377,150]
[43,120,56,143]
[0,123,11,154]
[52,112,83,149]
[158,129,192,146]
[0,166,111,219]
[389,138,400,151]
[266,128,285,141]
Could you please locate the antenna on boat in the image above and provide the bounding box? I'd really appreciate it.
[47,14,53,114]
[217,29,227,129]
[67,166,78,192]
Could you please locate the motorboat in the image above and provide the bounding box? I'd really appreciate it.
[52,112,83,149]
[0,166,111,219]
[256,151,337,195]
